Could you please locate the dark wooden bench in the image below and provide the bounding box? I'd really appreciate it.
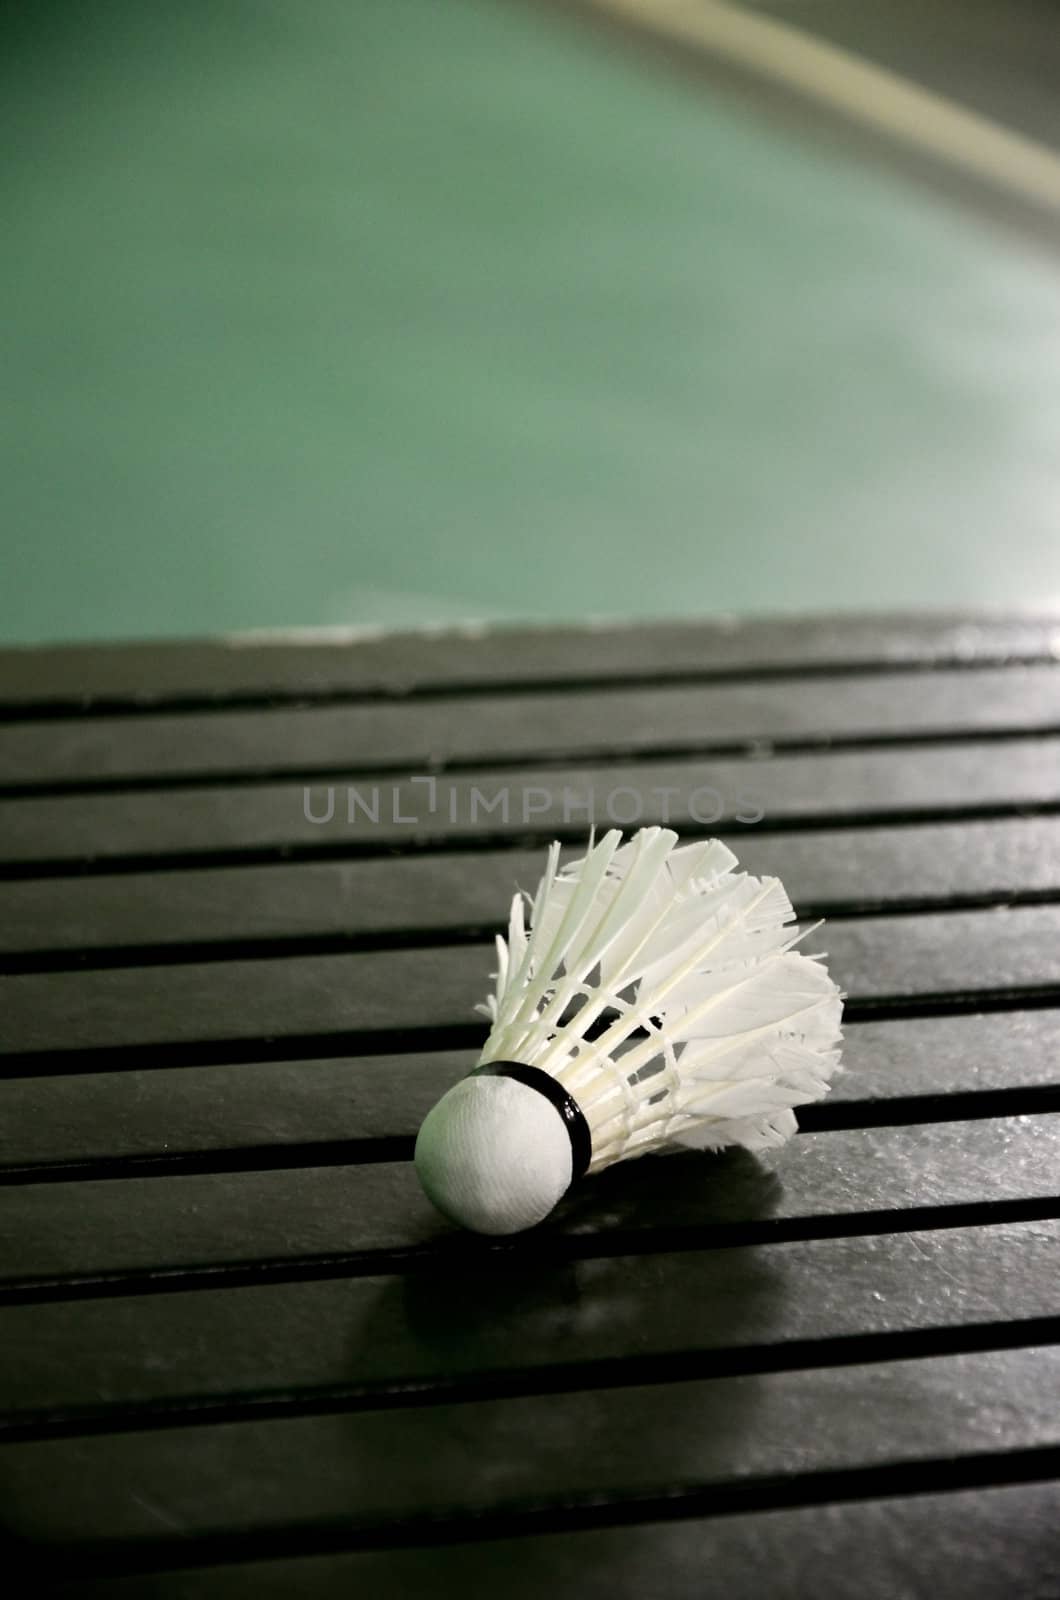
[0,614,1057,1596]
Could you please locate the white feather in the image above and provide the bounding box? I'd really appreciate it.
[477,828,844,1174]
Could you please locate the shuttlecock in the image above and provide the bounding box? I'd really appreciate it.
[415,827,843,1235]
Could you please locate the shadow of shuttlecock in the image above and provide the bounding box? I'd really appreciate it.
[550,1144,784,1240]
[336,1148,786,1524]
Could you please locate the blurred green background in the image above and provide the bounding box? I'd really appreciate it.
[2,0,1059,645]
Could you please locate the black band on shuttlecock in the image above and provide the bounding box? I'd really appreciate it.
[469,1061,592,1181]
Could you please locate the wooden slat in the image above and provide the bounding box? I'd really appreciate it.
[2,665,1057,788]
[2,613,1057,710]
[49,1480,1060,1599]
[0,1013,1056,1175]
[2,908,1057,1061]
[827,1011,1060,1105]
[2,818,1057,960]
[2,738,1058,871]
[0,1116,1056,1292]
[1,1220,1055,1428]
[0,1347,1056,1548]
[0,1052,468,1171]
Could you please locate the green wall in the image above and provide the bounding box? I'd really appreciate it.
[3,0,1058,644]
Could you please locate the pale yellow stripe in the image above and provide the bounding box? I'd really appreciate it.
[586,0,1060,213]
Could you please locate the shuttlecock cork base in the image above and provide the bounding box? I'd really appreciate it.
[415,827,844,1235]
[415,1062,593,1235]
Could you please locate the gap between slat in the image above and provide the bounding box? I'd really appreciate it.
[26,1444,1060,1579]
[3,721,1058,800]
[3,1194,1058,1307]
[4,1315,1058,1446]
[2,887,1058,974]
[4,798,1060,881]
[3,649,1057,723]
[2,987,1058,1080]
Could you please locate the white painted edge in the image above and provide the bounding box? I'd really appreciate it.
[589,0,1060,214]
